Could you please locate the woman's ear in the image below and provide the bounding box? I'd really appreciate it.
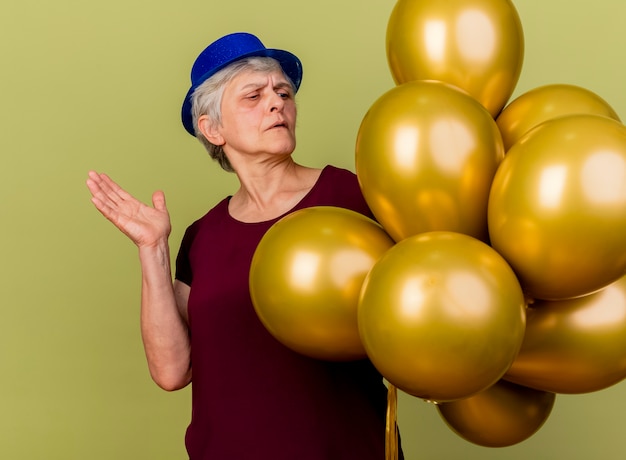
[197,115,225,145]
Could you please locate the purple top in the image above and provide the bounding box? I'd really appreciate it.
[175,165,393,459]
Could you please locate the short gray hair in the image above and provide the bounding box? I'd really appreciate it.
[190,57,296,172]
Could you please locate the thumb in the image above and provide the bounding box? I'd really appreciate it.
[152,190,168,212]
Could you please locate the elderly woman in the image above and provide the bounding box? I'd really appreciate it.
[87,32,399,459]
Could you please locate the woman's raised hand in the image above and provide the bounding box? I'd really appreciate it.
[86,171,172,248]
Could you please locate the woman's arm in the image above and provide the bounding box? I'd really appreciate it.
[138,244,192,390]
[86,171,191,391]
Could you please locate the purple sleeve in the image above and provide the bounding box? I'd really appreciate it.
[175,221,200,286]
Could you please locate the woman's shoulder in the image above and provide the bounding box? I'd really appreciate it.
[181,197,230,237]
[317,164,361,192]
[305,164,372,218]
[320,164,357,180]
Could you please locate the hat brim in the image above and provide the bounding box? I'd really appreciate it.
[181,48,302,135]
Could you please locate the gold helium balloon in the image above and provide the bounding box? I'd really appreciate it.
[504,275,626,394]
[386,0,524,116]
[358,231,526,402]
[249,206,395,361]
[497,84,621,150]
[438,380,556,447]
[355,80,504,243]
[488,114,626,300]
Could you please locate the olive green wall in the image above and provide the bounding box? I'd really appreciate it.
[1,0,625,458]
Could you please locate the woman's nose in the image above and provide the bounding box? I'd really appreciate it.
[269,94,285,112]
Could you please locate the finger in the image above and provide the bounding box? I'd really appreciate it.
[86,171,118,200]
[98,173,134,202]
[87,171,135,207]
[86,176,110,203]
[152,190,168,212]
[89,193,120,223]
[86,178,120,213]
[87,172,133,222]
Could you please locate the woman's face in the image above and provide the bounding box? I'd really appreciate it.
[216,68,297,161]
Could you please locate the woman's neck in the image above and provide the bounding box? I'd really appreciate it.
[228,159,322,223]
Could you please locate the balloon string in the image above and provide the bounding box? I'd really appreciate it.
[385,383,398,460]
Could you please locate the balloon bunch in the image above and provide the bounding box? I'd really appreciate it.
[250,0,626,451]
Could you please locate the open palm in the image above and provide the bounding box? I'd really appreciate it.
[86,171,171,248]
